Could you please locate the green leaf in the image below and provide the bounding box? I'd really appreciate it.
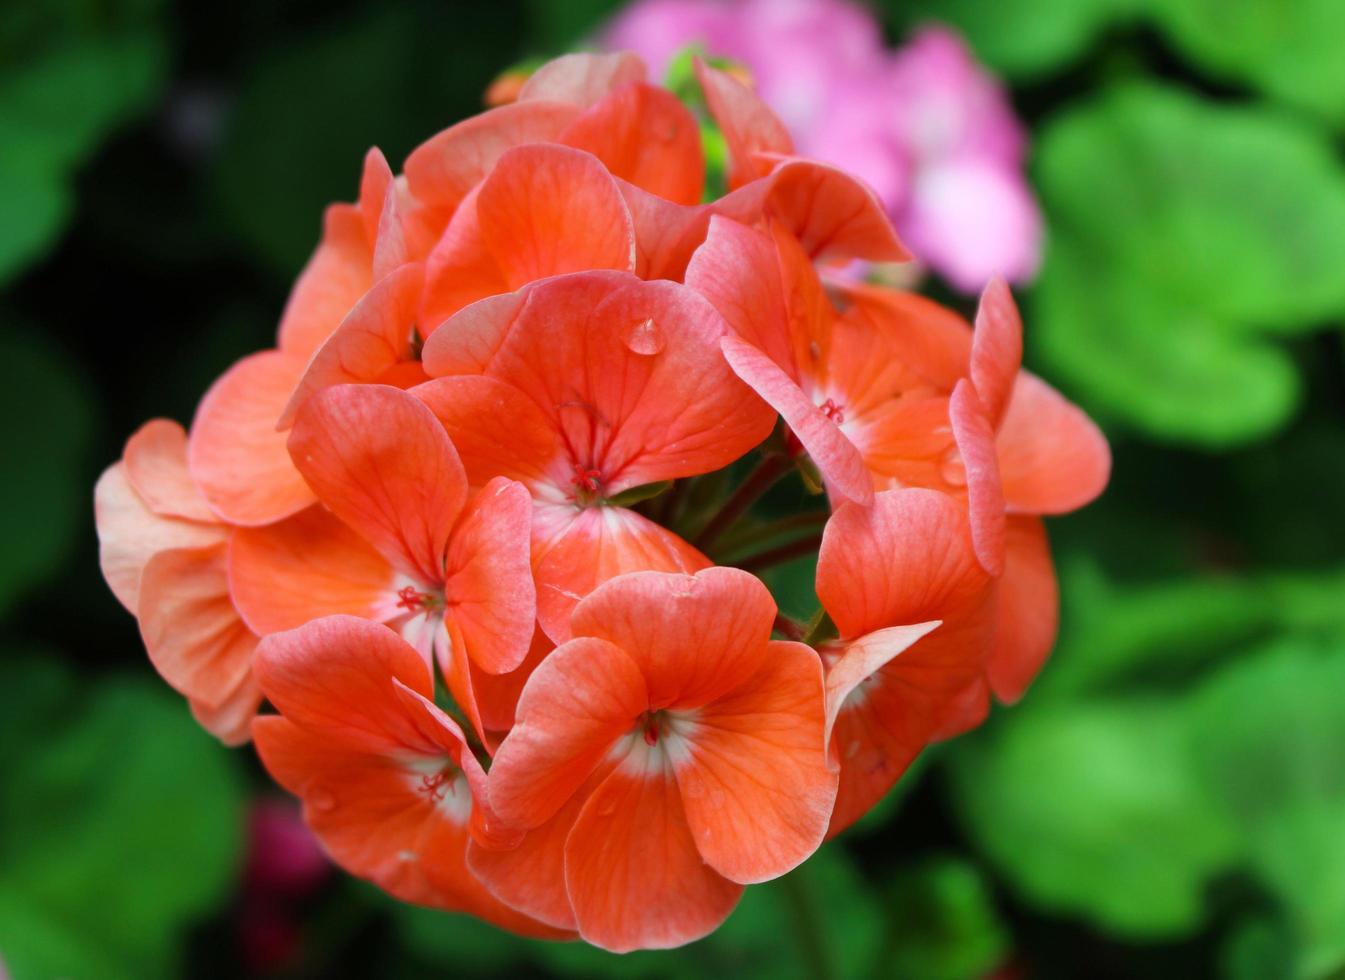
[1189,638,1345,977]
[607,480,673,507]
[949,698,1239,937]
[881,0,1137,79]
[1033,83,1345,445]
[0,31,167,285]
[884,856,1010,980]
[0,325,95,618]
[0,657,245,979]
[1148,0,1345,124]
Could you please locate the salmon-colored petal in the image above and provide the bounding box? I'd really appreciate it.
[478,144,635,287]
[488,636,647,829]
[123,419,215,521]
[721,335,873,505]
[189,350,316,525]
[969,276,1022,428]
[535,506,711,644]
[228,505,398,636]
[986,516,1058,703]
[419,186,510,333]
[138,543,256,709]
[277,204,373,358]
[822,622,942,746]
[837,284,972,391]
[252,615,438,754]
[761,157,908,264]
[686,216,794,372]
[950,381,1005,577]
[251,715,463,908]
[695,57,792,190]
[619,181,718,281]
[288,384,467,584]
[190,674,262,746]
[518,51,647,107]
[432,616,488,750]
[995,372,1111,515]
[817,487,989,639]
[356,146,395,243]
[94,463,226,612]
[412,375,559,490]
[675,639,836,884]
[565,757,743,951]
[467,775,595,930]
[561,82,704,205]
[444,477,535,675]
[403,100,581,212]
[570,566,772,709]
[473,627,553,736]
[932,675,993,742]
[366,155,411,283]
[279,263,423,428]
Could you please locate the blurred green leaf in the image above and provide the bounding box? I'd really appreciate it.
[1033,83,1345,445]
[1148,0,1345,124]
[0,32,167,285]
[0,657,245,979]
[758,554,820,623]
[950,698,1239,937]
[1189,639,1345,978]
[884,855,1010,980]
[883,0,1138,79]
[0,325,95,619]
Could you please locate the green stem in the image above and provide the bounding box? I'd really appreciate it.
[715,510,829,559]
[692,453,793,550]
[733,533,824,573]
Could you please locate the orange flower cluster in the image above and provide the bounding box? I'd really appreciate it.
[95,53,1109,951]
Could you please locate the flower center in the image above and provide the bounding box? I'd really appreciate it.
[819,397,845,425]
[395,585,441,612]
[569,464,606,506]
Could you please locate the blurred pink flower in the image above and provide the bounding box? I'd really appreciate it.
[243,798,329,899]
[602,0,1042,291]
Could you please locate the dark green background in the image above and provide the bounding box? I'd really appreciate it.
[3,1,1344,977]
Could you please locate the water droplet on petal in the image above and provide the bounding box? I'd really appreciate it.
[623,317,664,356]
[940,447,967,488]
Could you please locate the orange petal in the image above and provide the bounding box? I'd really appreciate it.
[229,505,398,636]
[138,543,257,711]
[190,674,263,746]
[412,375,560,490]
[837,284,972,391]
[403,100,580,212]
[123,419,215,521]
[822,622,942,746]
[420,283,526,373]
[694,57,792,190]
[534,506,710,644]
[675,639,836,884]
[276,205,373,358]
[444,477,535,675]
[518,51,647,107]
[473,626,553,736]
[561,82,704,205]
[288,384,467,584]
[253,615,438,754]
[419,186,510,333]
[94,462,226,612]
[279,263,423,428]
[189,349,315,526]
[565,758,743,951]
[488,636,647,829]
[986,516,1058,703]
[476,144,635,288]
[950,381,1006,577]
[570,566,772,709]
[761,158,908,264]
[817,487,990,639]
[969,276,1022,428]
[996,372,1111,515]
[721,335,873,505]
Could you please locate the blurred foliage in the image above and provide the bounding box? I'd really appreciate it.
[2,0,1345,978]
[0,656,245,979]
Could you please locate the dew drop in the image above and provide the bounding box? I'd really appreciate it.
[939,447,967,488]
[622,317,665,356]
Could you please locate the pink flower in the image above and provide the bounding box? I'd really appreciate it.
[601,2,1042,291]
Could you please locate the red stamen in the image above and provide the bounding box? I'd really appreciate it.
[418,771,452,802]
[570,466,603,492]
[819,398,845,425]
[396,586,429,611]
[642,714,660,746]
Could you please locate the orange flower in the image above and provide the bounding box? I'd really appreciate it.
[251,615,563,937]
[230,384,535,743]
[470,567,836,951]
[417,271,775,640]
